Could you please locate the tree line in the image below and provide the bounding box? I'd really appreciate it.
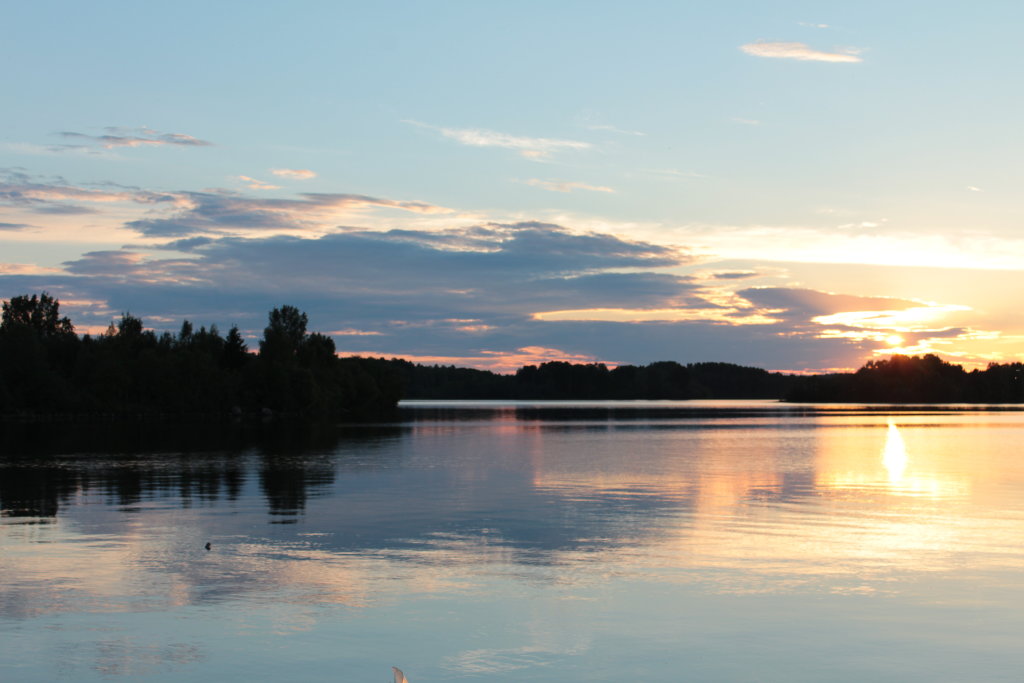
[386,358,795,400]
[385,353,1024,404]
[4,292,1024,415]
[785,353,1024,403]
[0,293,400,418]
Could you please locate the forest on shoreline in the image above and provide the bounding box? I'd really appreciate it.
[387,353,1024,404]
[0,293,400,419]
[3,292,1024,419]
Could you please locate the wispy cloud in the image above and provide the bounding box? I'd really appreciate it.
[126,191,455,237]
[5,142,120,157]
[798,22,830,29]
[237,176,280,190]
[405,120,591,159]
[740,41,863,63]
[0,170,185,215]
[271,168,317,180]
[59,127,213,149]
[0,263,62,275]
[967,185,983,192]
[0,171,453,238]
[325,328,383,336]
[711,271,759,280]
[532,307,778,325]
[0,222,32,231]
[731,117,761,125]
[524,179,615,194]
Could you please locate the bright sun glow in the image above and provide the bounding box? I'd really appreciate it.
[812,305,970,332]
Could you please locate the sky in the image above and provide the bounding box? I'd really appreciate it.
[3,0,1024,373]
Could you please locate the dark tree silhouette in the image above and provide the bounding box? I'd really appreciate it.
[222,325,249,370]
[1,292,74,338]
[260,305,308,362]
[0,294,400,418]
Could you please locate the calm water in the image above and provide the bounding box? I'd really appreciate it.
[3,401,1024,682]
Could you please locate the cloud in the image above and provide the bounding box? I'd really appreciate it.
[156,236,215,251]
[0,171,185,218]
[710,271,759,280]
[837,219,888,229]
[62,250,209,284]
[0,222,32,231]
[531,307,776,325]
[524,179,615,194]
[58,127,213,149]
[740,41,863,63]
[271,168,317,180]
[724,287,987,364]
[665,222,1024,270]
[406,120,591,159]
[731,117,761,125]
[811,305,971,333]
[798,22,830,29]
[30,204,97,215]
[237,176,281,191]
[0,171,456,239]
[967,186,983,192]
[4,142,120,158]
[125,190,455,238]
[0,263,62,275]
[738,287,921,320]
[0,232,986,373]
[326,328,383,337]
[40,222,688,338]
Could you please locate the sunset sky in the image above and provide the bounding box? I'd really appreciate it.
[3,1,1023,372]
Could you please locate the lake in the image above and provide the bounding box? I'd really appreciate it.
[3,400,1024,682]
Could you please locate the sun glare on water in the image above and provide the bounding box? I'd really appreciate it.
[882,421,908,482]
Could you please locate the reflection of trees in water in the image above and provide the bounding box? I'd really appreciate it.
[0,421,404,519]
[260,453,337,521]
[1,415,826,563]
[0,453,251,518]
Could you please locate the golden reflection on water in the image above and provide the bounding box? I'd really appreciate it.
[522,415,1024,593]
[814,417,972,500]
[9,411,1024,682]
[882,421,908,482]
[6,413,1024,622]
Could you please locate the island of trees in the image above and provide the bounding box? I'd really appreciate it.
[3,292,1024,418]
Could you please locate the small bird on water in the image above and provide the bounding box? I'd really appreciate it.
[204,542,211,550]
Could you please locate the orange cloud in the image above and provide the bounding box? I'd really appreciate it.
[406,120,591,160]
[271,168,317,179]
[237,176,280,190]
[0,263,62,275]
[524,179,615,194]
[532,307,779,325]
[740,41,863,63]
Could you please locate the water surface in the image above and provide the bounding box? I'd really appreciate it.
[3,401,1024,681]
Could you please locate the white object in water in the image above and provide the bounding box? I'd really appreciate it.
[392,666,409,683]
